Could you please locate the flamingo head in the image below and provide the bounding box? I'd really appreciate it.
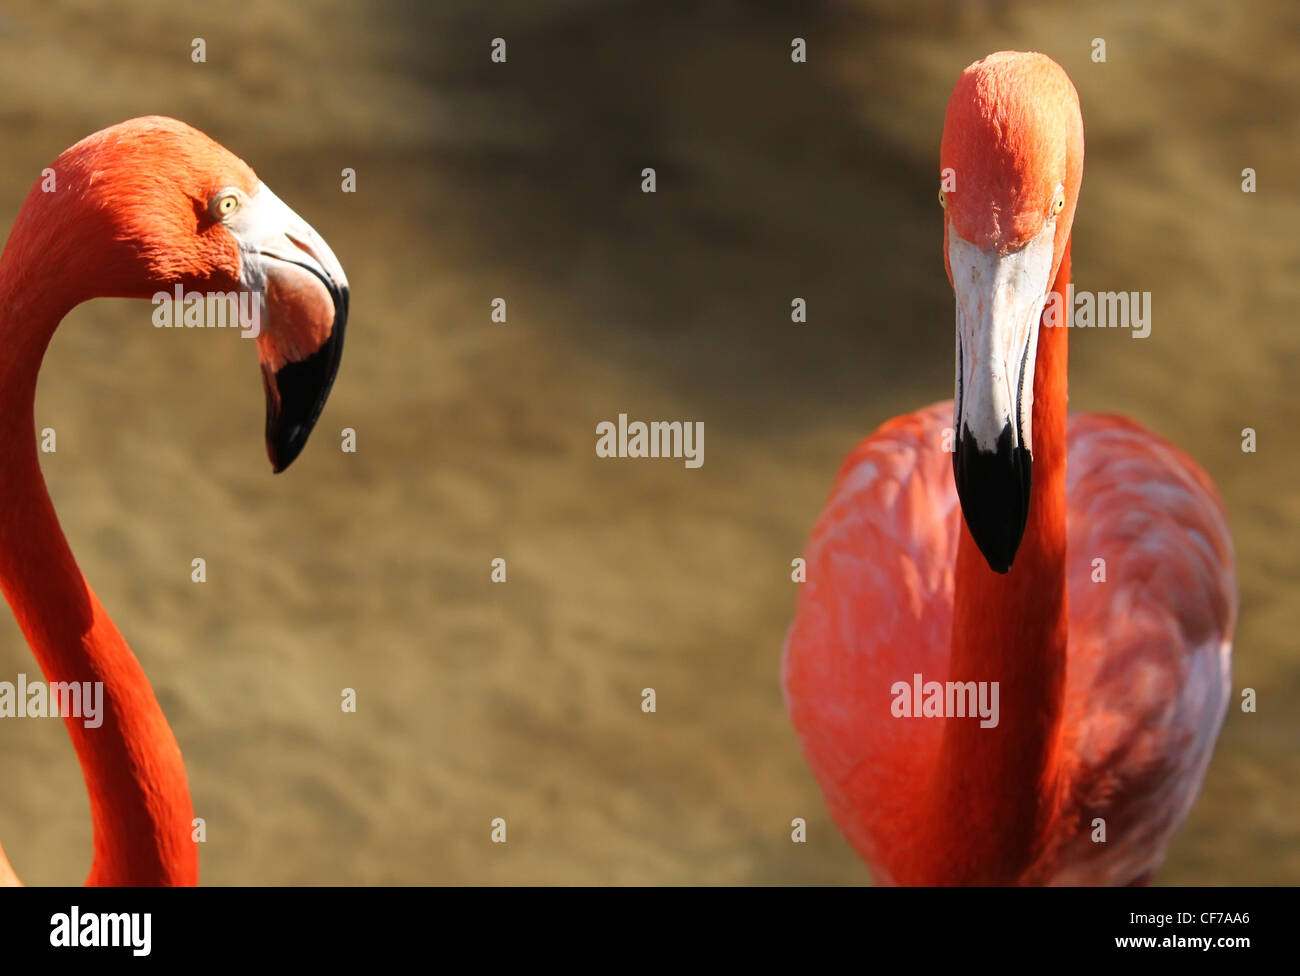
[939,52,1083,572]
[25,116,348,472]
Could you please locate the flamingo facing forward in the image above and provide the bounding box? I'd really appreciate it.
[783,52,1235,884]
[0,117,347,885]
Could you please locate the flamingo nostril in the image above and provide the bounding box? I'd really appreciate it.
[284,232,328,276]
[285,231,318,261]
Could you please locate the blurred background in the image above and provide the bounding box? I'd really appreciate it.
[0,0,1294,883]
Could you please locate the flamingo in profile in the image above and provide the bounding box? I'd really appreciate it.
[0,117,348,885]
[783,52,1235,884]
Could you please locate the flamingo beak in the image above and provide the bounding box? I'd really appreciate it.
[232,183,349,472]
[949,220,1056,573]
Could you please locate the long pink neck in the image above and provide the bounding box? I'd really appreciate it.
[905,243,1072,884]
[0,267,197,885]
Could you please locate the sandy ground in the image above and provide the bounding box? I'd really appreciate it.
[0,0,1295,883]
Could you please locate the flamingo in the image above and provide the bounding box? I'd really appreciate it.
[0,117,348,885]
[782,52,1235,884]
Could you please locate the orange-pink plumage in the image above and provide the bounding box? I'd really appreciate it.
[783,52,1235,885]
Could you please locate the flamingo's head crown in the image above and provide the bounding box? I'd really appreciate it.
[938,53,1083,574]
[940,51,1083,271]
[30,117,258,296]
[7,117,349,472]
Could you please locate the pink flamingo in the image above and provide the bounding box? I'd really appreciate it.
[0,117,347,885]
[783,52,1235,884]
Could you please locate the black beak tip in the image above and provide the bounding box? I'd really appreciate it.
[977,538,1017,575]
[268,426,310,474]
[953,423,1032,574]
[263,284,348,474]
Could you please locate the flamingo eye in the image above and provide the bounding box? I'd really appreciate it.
[938,189,947,210]
[210,191,241,220]
[1051,190,1065,216]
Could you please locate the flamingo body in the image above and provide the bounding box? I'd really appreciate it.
[783,402,1235,883]
[782,50,1236,886]
[0,117,348,885]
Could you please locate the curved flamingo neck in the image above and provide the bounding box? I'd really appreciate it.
[0,253,197,885]
[909,242,1073,884]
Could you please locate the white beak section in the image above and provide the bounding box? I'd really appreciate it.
[228,182,349,298]
[220,181,350,472]
[950,220,1056,457]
